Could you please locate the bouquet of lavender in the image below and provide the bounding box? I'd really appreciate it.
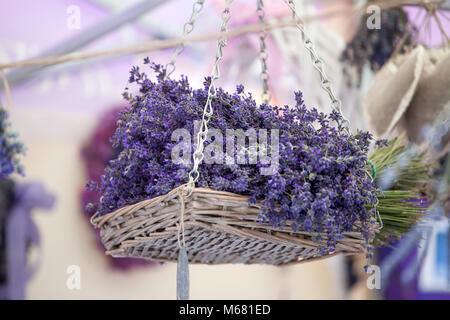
[88,62,428,256]
[81,107,153,270]
[342,7,411,86]
[369,137,430,247]
[0,108,25,179]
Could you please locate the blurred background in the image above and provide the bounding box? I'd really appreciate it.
[0,0,449,299]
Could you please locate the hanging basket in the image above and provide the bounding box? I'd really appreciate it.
[90,1,387,270]
[93,185,374,265]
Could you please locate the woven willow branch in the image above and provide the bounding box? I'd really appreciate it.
[93,185,376,265]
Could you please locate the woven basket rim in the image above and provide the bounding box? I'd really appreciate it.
[92,184,375,236]
[105,247,355,265]
[92,185,256,227]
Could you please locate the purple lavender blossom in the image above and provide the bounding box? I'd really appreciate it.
[80,107,154,270]
[0,108,25,179]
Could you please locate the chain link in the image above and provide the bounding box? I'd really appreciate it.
[283,1,381,229]
[186,0,234,194]
[164,0,205,80]
[284,0,351,133]
[257,0,271,104]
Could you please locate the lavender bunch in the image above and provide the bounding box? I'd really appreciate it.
[0,108,25,179]
[369,137,430,247]
[81,107,154,270]
[342,8,411,86]
[88,62,381,255]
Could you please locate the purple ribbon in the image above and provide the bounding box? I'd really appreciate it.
[0,182,54,300]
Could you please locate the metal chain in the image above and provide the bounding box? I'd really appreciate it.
[186,0,233,194]
[164,0,205,80]
[283,1,382,230]
[257,0,271,104]
[283,0,351,133]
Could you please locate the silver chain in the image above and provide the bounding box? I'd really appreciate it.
[257,0,270,104]
[283,1,380,229]
[284,0,351,133]
[186,0,233,194]
[164,0,205,80]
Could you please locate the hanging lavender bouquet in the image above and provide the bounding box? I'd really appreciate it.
[0,108,25,179]
[87,62,429,255]
[342,7,411,85]
[81,107,154,270]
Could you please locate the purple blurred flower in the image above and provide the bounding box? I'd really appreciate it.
[0,108,25,179]
[80,107,153,270]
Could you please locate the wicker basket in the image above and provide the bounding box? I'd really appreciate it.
[93,184,373,265]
